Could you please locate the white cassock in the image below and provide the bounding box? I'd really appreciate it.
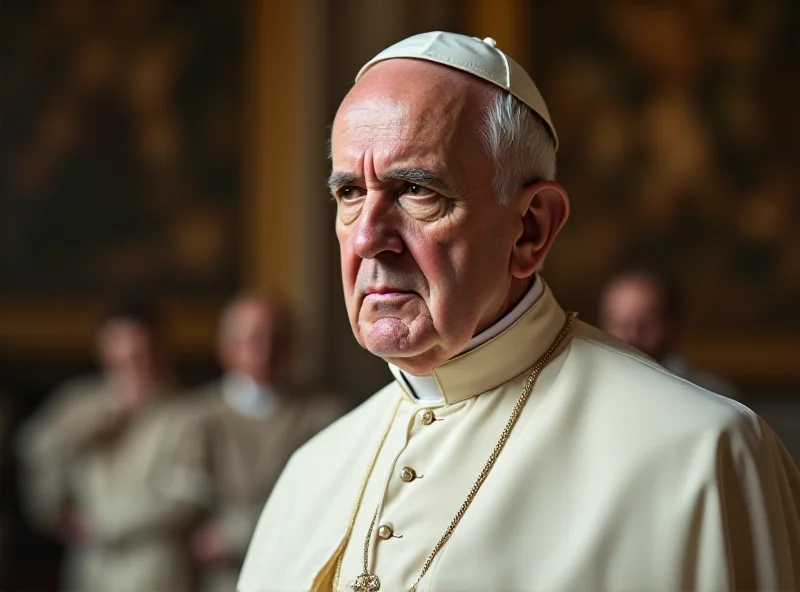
[239,281,800,591]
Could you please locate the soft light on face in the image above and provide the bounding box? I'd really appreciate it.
[599,278,673,361]
[330,60,520,375]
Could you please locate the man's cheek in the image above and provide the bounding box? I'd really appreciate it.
[421,254,457,300]
[341,255,360,293]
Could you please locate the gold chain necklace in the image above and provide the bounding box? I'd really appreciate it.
[351,311,578,592]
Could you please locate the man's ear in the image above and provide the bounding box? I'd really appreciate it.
[510,181,570,279]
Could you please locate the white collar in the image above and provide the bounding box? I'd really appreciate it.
[222,371,280,418]
[388,277,544,403]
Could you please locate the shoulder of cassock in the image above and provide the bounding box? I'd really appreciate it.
[241,320,800,590]
[261,322,783,492]
[16,374,110,449]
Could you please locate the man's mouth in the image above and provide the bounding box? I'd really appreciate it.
[365,287,416,299]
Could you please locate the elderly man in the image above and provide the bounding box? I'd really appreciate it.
[239,32,800,592]
[17,302,204,592]
[599,268,740,399]
[189,294,343,592]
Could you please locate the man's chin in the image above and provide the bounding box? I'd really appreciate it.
[358,323,450,375]
[359,317,425,357]
[362,335,423,358]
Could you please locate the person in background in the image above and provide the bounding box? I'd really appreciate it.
[599,268,740,399]
[189,293,344,592]
[16,301,205,592]
[0,390,15,589]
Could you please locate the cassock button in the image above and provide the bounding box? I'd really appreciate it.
[400,467,417,482]
[377,524,394,540]
[420,409,435,425]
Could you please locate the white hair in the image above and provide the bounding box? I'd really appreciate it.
[479,90,557,205]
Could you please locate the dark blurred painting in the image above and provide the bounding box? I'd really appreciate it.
[533,0,800,332]
[0,0,243,298]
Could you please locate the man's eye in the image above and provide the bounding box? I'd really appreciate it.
[405,183,435,198]
[338,186,364,201]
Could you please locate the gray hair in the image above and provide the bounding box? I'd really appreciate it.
[479,90,557,205]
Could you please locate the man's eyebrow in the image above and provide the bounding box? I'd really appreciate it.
[327,172,357,192]
[385,168,453,192]
[326,168,455,193]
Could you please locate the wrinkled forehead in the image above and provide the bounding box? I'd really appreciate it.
[331,60,492,166]
[334,93,414,150]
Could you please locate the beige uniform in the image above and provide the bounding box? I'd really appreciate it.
[17,376,206,592]
[0,392,14,585]
[240,283,800,591]
[191,380,344,592]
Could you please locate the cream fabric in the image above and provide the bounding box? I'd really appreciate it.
[188,381,346,592]
[240,283,800,591]
[221,371,281,418]
[388,276,544,402]
[17,376,205,592]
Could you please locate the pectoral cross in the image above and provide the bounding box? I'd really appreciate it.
[351,572,380,592]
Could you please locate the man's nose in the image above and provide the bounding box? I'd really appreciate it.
[352,194,404,259]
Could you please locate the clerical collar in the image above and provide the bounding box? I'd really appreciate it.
[222,371,280,418]
[388,277,555,405]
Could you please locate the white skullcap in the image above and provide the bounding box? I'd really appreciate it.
[356,31,558,150]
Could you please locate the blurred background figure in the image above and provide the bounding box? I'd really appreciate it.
[0,390,16,589]
[599,269,739,399]
[187,293,344,592]
[16,302,206,592]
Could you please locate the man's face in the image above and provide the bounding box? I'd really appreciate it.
[97,319,159,395]
[220,301,281,384]
[330,60,520,374]
[599,278,673,361]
